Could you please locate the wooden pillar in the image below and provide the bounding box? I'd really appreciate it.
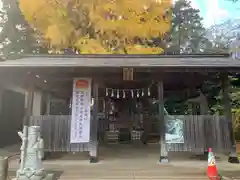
[32,91,42,116]
[221,73,234,146]
[45,93,51,115]
[23,87,34,125]
[221,73,239,163]
[157,80,168,163]
[89,81,99,163]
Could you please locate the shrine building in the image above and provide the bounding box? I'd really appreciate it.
[0,54,239,163]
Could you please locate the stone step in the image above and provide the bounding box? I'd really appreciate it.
[58,177,207,180]
[58,172,207,180]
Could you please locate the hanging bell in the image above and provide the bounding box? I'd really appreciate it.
[111,89,114,97]
[106,88,108,96]
[117,89,120,98]
[123,90,126,99]
[148,88,151,96]
[131,89,134,98]
[141,89,144,96]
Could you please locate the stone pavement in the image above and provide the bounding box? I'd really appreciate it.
[171,160,240,180]
[7,153,209,180]
[56,165,207,180]
[0,144,20,157]
[8,159,208,180]
[2,144,240,180]
[7,155,240,180]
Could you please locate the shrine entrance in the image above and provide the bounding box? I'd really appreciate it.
[97,76,162,148]
[101,97,160,145]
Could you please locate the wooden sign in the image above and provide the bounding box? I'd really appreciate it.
[123,68,134,81]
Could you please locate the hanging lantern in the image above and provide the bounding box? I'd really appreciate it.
[111,89,114,97]
[131,89,134,98]
[117,89,120,98]
[137,90,140,98]
[123,90,126,99]
[141,89,144,96]
[148,88,151,96]
[106,88,109,96]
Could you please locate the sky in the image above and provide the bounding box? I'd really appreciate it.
[187,0,240,27]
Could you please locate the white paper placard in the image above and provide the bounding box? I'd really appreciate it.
[70,78,91,143]
[165,117,184,144]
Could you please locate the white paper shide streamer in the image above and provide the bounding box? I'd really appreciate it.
[148,88,151,96]
[106,88,108,96]
[137,90,140,98]
[117,89,120,98]
[123,90,126,98]
[141,89,144,96]
[105,84,152,99]
[111,89,114,97]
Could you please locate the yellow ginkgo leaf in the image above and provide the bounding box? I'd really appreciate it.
[18,0,172,54]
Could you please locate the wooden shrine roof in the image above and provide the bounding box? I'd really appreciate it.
[0,54,239,69]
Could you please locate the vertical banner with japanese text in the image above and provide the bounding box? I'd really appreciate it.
[70,78,91,143]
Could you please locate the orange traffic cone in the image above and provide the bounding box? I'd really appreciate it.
[207,148,221,180]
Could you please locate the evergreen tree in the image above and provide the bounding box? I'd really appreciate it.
[164,0,210,54]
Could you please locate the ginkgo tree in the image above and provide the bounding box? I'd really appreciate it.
[18,0,172,54]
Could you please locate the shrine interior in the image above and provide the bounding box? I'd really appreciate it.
[1,66,216,145]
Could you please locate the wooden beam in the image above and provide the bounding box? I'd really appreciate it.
[43,72,204,84]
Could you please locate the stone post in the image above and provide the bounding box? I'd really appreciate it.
[0,157,8,180]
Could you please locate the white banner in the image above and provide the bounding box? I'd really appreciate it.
[70,78,91,143]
